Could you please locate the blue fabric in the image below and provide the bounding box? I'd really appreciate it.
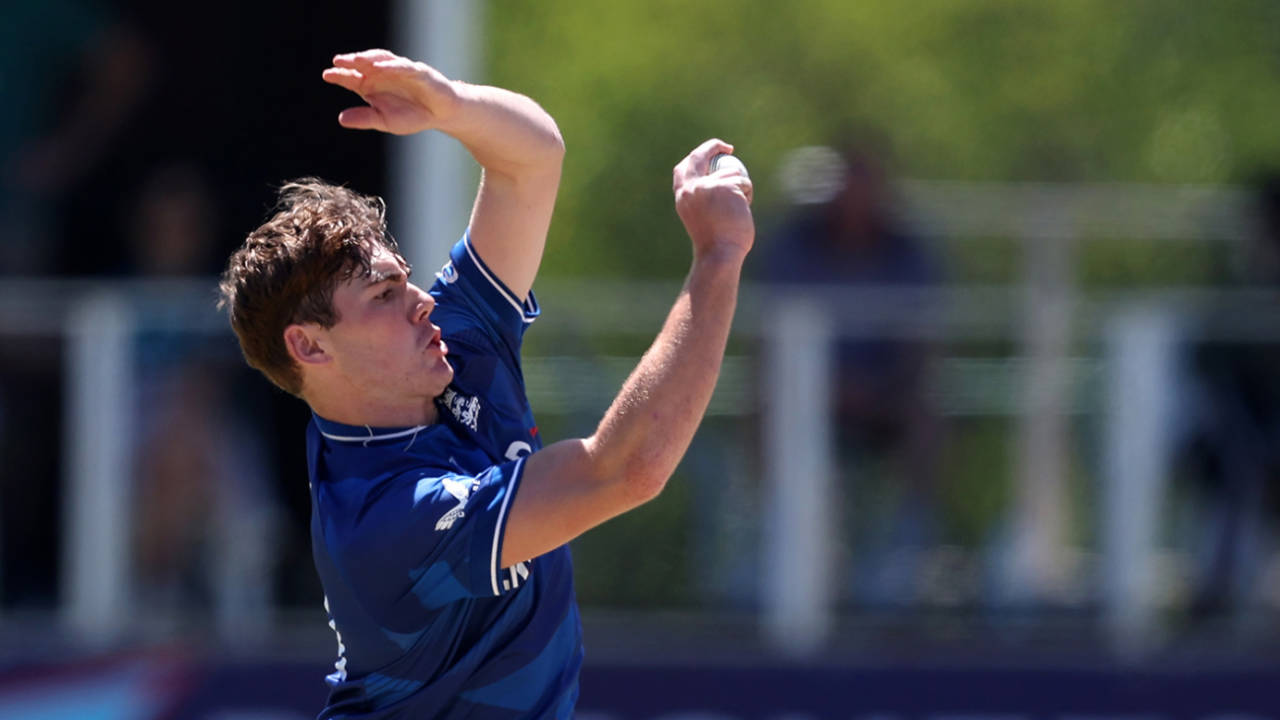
[308,232,581,719]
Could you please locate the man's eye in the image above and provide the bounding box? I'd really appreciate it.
[377,287,395,301]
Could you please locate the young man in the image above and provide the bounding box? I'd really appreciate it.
[219,49,753,718]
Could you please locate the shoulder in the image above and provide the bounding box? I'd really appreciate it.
[429,232,541,350]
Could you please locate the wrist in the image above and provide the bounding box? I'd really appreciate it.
[690,246,748,278]
[427,79,472,134]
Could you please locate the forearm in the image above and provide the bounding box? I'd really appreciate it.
[324,51,563,174]
[492,139,751,566]
[585,250,745,498]
[438,83,564,179]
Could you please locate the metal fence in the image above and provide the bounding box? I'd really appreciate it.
[3,180,1279,661]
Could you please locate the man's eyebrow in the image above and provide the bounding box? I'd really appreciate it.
[364,268,407,287]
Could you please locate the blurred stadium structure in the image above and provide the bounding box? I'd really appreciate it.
[4,0,1280,717]
[5,179,1280,715]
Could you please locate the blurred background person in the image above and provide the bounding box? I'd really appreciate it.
[1176,172,1280,621]
[0,0,150,274]
[0,0,150,613]
[758,141,946,605]
[127,163,281,643]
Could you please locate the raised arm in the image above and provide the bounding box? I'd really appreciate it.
[322,49,563,300]
[499,139,754,567]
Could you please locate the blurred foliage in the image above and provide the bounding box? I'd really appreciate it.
[485,0,1280,280]
[569,472,695,608]
[941,418,1014,546]
[483,0,1280,609]
[1078,238,1228,287]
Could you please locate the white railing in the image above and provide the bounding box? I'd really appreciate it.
[1,180,1272,656]
[62,291,135,645]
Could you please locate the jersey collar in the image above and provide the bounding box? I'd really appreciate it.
[312,413,434,444]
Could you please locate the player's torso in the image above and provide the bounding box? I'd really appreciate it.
[307,424,579,718]
[308,232,580,717]
[304,343,577,716]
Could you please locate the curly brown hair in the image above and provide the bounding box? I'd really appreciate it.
[218,179,406,396]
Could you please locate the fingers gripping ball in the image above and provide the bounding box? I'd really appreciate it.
[709,152,753,206]
[709,153,749,178]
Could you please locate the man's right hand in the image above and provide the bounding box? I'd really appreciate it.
[321,49,463,136]
[324,48,565,303]
[673,139,755,262]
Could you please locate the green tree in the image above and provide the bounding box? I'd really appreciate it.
[486,0,1280,279]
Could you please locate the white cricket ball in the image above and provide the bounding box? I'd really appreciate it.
[709,153,749,178]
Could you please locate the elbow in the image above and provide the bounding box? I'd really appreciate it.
[520,125,564,181]
[534,105,565,163]
[615,476,666,513]
[543,124,566,166]
[548,121,566,155]
[619,464,668,508]
[583,436,669,510]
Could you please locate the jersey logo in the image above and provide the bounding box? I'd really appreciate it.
[323,596,348,682]
[435,476,479,531]
[441,388,481,432]
[501,561,531,591]
[437,260,459,285]
[505,441,532,461]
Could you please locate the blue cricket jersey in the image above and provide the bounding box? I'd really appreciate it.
[306,231,583,719]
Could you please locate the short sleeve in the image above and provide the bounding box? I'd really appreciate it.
[429,230,540,355]
[417,457,528,600]
[349,457,529,617]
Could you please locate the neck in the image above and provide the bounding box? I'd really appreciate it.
[306,391,441,428]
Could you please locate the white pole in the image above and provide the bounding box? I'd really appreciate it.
[391,0,480,271]
[61,291,135,645]
[761,294,836,657]
[1007,201,1074,603]
[1102,306,1176,658]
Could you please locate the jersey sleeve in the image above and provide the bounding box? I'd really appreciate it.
[428,229,540,356]
[400,457,530,603]
[340,457,531,623]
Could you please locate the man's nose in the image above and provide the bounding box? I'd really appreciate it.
[411,285,435,323]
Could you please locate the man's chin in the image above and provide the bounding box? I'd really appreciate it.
[433,359,455,390]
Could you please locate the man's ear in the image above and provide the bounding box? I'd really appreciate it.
[283,324,330,367]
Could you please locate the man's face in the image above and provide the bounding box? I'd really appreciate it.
[316,244,454,411]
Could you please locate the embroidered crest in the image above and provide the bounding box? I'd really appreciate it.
[442,387,481,432]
